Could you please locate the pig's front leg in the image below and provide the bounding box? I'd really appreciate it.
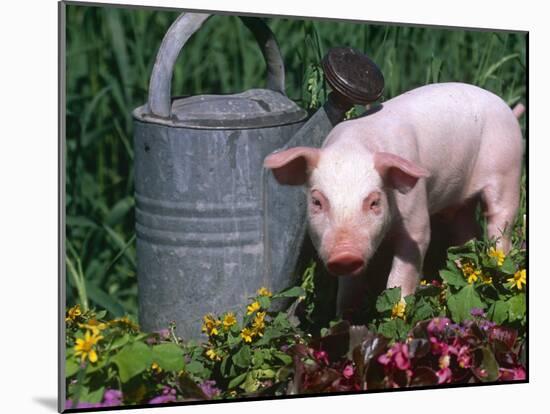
[386,205,431,297]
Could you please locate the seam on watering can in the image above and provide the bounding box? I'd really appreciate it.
[135,223,261,248]
[135,193,259,217]
[135,207,261,233]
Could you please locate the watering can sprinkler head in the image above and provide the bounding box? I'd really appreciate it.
[321,47,385,124]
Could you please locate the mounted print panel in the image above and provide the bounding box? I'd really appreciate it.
[60,1,527,411]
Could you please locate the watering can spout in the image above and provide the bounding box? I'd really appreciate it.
[286,47,385,149]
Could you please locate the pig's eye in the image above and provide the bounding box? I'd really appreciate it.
[310,190,327,213]
[363,192,382,215]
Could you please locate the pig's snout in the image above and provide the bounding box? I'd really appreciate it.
[327,252,365,276]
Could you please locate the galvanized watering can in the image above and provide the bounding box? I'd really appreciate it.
[133,12,384,339]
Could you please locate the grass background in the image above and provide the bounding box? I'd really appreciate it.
[65,3,526,319]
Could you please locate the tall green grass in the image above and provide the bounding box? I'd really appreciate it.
[65,4,526,318]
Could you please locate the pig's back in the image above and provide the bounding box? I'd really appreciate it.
[333,82,523,212]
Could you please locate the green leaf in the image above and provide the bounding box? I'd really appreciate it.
[111,341,152,383]
[185,360,205,376]
[376,287,401,312]
[411,298,435,325]
[508,293,526,321]
[395,318,410,340]
[232,345,252,368]
[95,310,107,320]
[152,343,185,372]
[86,358,107,374]
[66,215,98,228]
[448,239,477,254]
[480,53,520,86]
[404,294,416,308]
[103,224,136,267]
[500,256,516,275]
[273,312,291,329]
[258,296,271,309]
[109,333,130,351]
[228,372,248,389]
[254,326,285,346]
[257,368,276,379]
[488,300,510,324]
[377,319,408,341]
[220,357,232,377]
[105,196,135,227]
[65,358,80,377]
[241,371,260,393]
[439,269,467,288]
[227,332,242,347]
[274,286,305,298]
[79,386,105,404]
[447,252,478,263]
[447,285,484,322]
[85,281,125,317]
[252,349,265,367]
[476,347,500,382]
[273,351,292,365]
[431,56,443,83]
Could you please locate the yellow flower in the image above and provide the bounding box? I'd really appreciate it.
[151,362,162,373]
[439,354,450,370]
[420,280,428,286]
[461,260,481,284]
[202,313,221,336]
[481,273,493,285]
[247,301,261,315]
[206,348,221,361]
[65,304,82,322]
[222,312,237,329]
[252,312,266,336]
[241,327,255,343]
[78,319,108,336]
[488,247,506,266]
[110,316,139,331]
[74,330,103,363]
[257,287,272,297]
[391,299,406,320]
[507,269,526,290]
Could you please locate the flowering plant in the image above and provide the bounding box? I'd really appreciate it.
[65,237,526,408]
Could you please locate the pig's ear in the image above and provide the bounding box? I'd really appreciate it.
[374,152,430,194]
[264,147,320,185]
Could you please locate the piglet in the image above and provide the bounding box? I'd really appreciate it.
[264,82,524,309]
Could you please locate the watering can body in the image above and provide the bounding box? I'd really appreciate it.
[133,13,384,340]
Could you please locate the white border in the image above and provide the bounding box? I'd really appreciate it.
[1,0,547,413]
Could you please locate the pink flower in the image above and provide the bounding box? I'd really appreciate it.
[342,364,354,379]
[456,345,472,369]
[499,367,526,381]
[199,380,221,398]
[437,367,453,384]
[378,343,410,370]
[149,386,177,405]
[314,349,330,365]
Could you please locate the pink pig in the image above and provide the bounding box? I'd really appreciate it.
[264,82,524,307]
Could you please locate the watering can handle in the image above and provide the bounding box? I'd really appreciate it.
[147,13,286,119]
